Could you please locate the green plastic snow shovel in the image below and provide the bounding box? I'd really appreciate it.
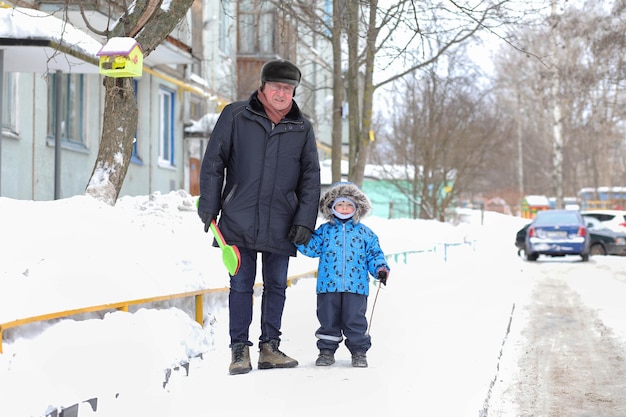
[210,219,241,276]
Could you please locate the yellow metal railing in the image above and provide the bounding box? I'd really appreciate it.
[0,270,317,354]
[0,244,476,353]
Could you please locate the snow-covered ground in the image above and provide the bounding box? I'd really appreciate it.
[4,190,623,417]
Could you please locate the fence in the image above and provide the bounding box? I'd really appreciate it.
[0,271,314,354]
[0,241,475,354]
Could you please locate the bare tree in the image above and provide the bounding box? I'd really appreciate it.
[82,0,195,205]
[490,0,626,205]
[276,0,516,187]
[372,56,506,220]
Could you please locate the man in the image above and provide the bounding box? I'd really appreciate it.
[197,59,321,375]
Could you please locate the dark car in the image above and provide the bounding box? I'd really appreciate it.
[520,209,590,261]
[581,216,626,256]
[515,215,626,258]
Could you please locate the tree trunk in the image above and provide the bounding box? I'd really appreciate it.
[351,0,378,187]
[550,0,564,209]
[331,0,344,184]
[346,0,360,185]
[85,77,138,205]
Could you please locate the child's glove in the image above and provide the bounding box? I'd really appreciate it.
[377,269,388,286]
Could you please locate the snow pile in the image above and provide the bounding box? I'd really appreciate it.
[0,190,530,417]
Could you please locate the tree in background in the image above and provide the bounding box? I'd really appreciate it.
[490,0,626,208]
[284,0,626,212]
[83,0,194,205]
[275,0,514,187]
[371,54,507,220]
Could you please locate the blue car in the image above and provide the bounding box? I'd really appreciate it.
[524,209,591,262]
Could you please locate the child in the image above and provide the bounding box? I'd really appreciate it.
[295,182,390,367]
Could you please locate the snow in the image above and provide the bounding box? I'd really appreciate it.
[184,112,221,135]
[1,190,621,417]
[97,37,141,56]
[0,7,102,56]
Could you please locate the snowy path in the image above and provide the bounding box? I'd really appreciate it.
[86,249,526,417]
[0,194,539,417]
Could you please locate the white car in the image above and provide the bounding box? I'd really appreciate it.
[581,210,626,233]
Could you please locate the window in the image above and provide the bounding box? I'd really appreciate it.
[238,0,274,54]
[238,0,255,55]
[131,79,142,164]
[257,10,275,54]
[2,72,18,136]
[158,87,175,166]
[47,73,85,144]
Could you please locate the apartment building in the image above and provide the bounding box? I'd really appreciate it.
[0,0,333,201]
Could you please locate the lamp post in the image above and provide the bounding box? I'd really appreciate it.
[54,70,62,199]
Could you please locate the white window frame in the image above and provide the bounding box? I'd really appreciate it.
[158,87,176,166]
[2,72,19,137]
[47,73,86,146]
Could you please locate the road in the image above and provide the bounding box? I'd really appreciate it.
[487,256,626,417]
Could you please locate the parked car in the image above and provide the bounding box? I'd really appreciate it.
[582,216,626,256]
[520,210,590,261]
[515,214,626,258]
[580,209,626,233]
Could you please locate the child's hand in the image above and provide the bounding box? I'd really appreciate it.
[377,269,388,286]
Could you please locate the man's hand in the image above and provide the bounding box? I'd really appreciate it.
[199,212,217,233]
[288,225,313,245]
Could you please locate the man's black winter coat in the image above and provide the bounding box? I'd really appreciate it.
[198,91,321,256]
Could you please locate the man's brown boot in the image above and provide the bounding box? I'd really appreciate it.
[229,343,252,375]
[258,339,298,369]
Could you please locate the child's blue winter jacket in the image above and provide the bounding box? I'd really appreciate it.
[296,218,388,296]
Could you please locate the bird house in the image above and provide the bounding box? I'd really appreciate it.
[97,37,143,78]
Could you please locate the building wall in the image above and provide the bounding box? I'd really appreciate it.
[120,74,193,197]
[1,73,35,199]
[53,74,105,200]
[1,0,333,202]
[2,69,193,200]
[2,72,105,200]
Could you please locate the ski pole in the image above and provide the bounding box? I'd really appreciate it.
[367,281,383,335]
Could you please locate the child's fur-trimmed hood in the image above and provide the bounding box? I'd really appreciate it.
[319,182,371,224]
